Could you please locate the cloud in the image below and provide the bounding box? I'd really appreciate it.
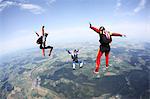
[114,0,147,16]
[0,0,45,14]
[133,0,146,13]
[19,3,45,14]
[46,0,56,5]
[0,1,14,12]
[115,0,122,11]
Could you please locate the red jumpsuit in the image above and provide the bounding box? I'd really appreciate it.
[90,26,123,73]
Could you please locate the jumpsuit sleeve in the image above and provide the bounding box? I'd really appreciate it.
[42,26,44,35]
[90,26,101,34]
[67,50,71,54]
[35,32,39,37]
[111,32,123,37]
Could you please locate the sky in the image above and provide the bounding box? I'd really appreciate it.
[0,0,149,55]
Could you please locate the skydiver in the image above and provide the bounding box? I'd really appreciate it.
[36,26,53,56]
[89,23,126,74]
[66,49,83,70]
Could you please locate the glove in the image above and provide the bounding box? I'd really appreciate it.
[66,49,68,51]
[89,22,92,28]
[122,34,126,37]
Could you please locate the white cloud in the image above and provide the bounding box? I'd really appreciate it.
[116,0,122,10]
[133,0,146,13]
[46,0,56,5]
[115,0,122,12]
[114,0,147,16]
[0,1,15,12]
[0,0,45,14]
[19,3,45,14]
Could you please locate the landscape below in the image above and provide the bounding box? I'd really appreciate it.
[0,42,149,99]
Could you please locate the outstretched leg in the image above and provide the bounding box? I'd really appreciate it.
[105,52,109,68]
[44,46,53,56]
[73,62,76,70]
[48,46,53,56]
[95,48,103,73]
[79,61,83,68]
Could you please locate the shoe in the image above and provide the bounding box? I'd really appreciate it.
[73,63,76,70]
[80,66,83,68]
[93,70,99,74]
[48,52,51,56]
[79,62,83,68]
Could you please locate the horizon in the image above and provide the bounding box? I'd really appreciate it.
[0,39,149,58]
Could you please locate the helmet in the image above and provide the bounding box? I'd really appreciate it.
[45,33,48,37]
[99,26,105,31]
[74,49,77,52]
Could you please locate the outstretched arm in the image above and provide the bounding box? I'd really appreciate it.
[35,32,39,37]
[76,49,79,54]
[89,23,100,33]
[66,49,71,54]
[111,33,123,37]
[42,26,45,36]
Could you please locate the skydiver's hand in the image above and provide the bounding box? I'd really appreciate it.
[35,32,39,37]
[66,49,69,52]
[89,22,92,28]
[122,34,126,37]
[77,49,79,52]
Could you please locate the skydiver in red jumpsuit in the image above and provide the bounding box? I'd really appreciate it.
[89,23,126,74]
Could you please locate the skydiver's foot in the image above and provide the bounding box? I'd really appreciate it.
[49,50,52,56]
[80,66,83,68]
[93,70,99,74]
[106,64,112,68]
[48,52,52,56]
[79,64,83,68]
[109,64,112,67]
[79,62,83,68]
